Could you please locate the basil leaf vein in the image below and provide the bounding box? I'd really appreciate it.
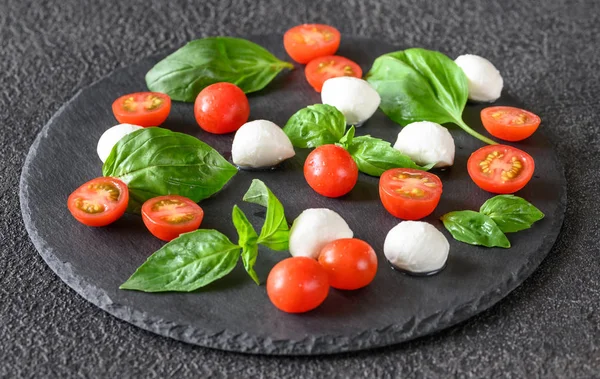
[283,104,347,148]
[232,205,260,285]
[480,195,545,233]
[441,210,510,248]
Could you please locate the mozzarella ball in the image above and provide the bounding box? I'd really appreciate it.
[289,208,354,259]
[231,120,295,169]
[384,221,449,274]
[97,123,143,163]
[393,121,455,167]
[454,54,503,102]
[321,77,381,126]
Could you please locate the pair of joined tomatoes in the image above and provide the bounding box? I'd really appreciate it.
[112,92,171,127]
[304,144,358,198]
[267,238,378,313]
[284,24,362,92]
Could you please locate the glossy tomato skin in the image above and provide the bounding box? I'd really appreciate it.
[305,55,362,92]
[141,195,204,241]
[318,238,378,290]
[481,106,541,142]
[67,177,129,227]
[112,92,171,127]
[267,257,330,313]
[379,168,443,220]
[284,24,341,64]
[304,145,358,198]
[467,145,535,194]
[194,83,250,134]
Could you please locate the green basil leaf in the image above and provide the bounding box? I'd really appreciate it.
[337,124,355,149]
[242,179,289,251]
[365,48,496,145]
[480,195,545,233]
[103,127,237,213]
[283,104,347,148]
[441,210,510,248]
[120,230,241,292]
[345,131,433,177]
[232,205,260,285]
[146,37,294,102]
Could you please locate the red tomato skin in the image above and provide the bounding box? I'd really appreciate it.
[379,169,442,220]
[67,177,129,227]
[141,195,204,242]
[194,83,250,134]
[112,92,171,127]
[267,257,330,313]
[481,106,541,142]
[284,24,341,64]
[318,238,378,290]
[305,55,363,92]
[304,145,358,198]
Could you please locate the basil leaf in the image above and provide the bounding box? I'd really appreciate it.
[365,48,496,145]
[441,210,510,248]
[103,127,237,213]
[283,104,347,148]
[146,37,294,102]
[480,195,545,233]
[232,205,260,285]
[120,230,241,292]
[242,179,289,251]
[337,124,355,149]
[344,128,433,177]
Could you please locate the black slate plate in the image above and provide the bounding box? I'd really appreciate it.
[19,36,566,355]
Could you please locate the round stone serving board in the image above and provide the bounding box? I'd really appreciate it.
[20,35,566,355]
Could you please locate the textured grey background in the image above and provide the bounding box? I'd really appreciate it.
[1,0,599,377]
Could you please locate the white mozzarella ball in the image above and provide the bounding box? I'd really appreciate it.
[289,208,354,259]
[321,77,381,126]
[454,54,503,102]
[384,221,449,274]
[393,121,455,167]
[231,120,295,169]
[97,123,143,163]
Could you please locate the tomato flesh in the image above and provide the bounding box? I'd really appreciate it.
[112,92,171,127]
[305,55,362,92]
[379,168,442,220]
[467,145,535,194]
[141,195,204,241]
[481,106,541,142]
[284,24,341,64]
[304,144,358,198]
[267,257,330,313]
[318,238,378,290]
[194,82,250,134]
[67,177,129,227]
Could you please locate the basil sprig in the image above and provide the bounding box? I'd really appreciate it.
[365,48,497,145]
[441,195,544,248]
[120,180,289,292]
[146,37,294,102]
[103,127,237,213]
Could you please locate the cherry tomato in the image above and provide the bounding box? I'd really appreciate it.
[283,24,341,64]
[267,257,330,313]
[305,55,362,92]
[318,238,378,290]
[141,195,204,242]
[379,168,442,220]
[67,177,129,227]
[304,144,358,198]
[467,144,535,194]
[112,92,171,127]
[481,106,541,142]
[194,82,250,134]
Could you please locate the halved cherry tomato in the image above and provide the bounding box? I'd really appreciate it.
[267,257,330,313]
[467,145,534,194]
[318,238,378,290]
[112,92,171,127]
[67,177,129,227]
[305,55,362,92]
[379,168,442,220]
[141,195,204,241]
[194,82,250,134]
[304,144,358,198]
[283,24,341,64]
[481,106,541,142]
